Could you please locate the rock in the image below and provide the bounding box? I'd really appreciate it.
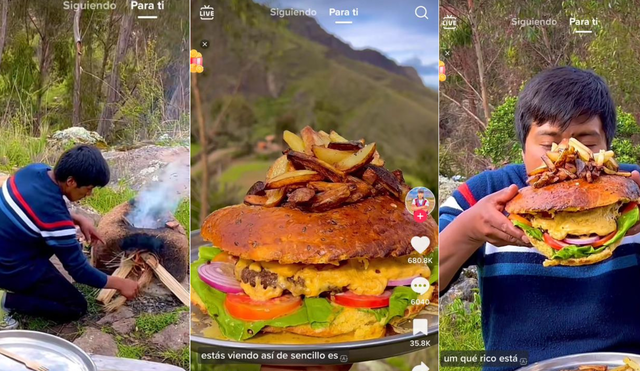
[101,146,189,196]
[112,318,136,334]
[97,307,134,326]
[440,266,479,308]
[73,327,118,357]
[438,175,463,205]
[66,200,102,226]
[150,312,188,351]
[0,172,8,185]
[144,275,189,301]
[50,127,108,149]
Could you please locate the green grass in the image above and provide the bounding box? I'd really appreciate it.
[82,185,136,215]
[135,311,179,336]
[175,198,190,233]
[117,342,147,360]
[191,143,201,159]
[218,160,271,186]
[74,283,101,316]
[0,126,48,171]
[441,292,484,371]
[161,347,189,370]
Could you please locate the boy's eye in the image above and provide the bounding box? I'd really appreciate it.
[541,144,552,149]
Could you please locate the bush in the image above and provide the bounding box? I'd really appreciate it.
[478,97,640,166]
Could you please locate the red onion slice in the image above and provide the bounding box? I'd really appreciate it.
[198,262,243,294]
[388,276,419,286]
[562,236,600,246]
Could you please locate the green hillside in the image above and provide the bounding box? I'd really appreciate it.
[192,0,438,214]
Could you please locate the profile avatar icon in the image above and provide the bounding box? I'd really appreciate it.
[405,187,435,216]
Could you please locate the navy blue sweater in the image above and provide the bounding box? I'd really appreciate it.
[440,164,640,370]
[0,164,107,291]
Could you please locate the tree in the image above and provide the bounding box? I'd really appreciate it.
[97,10,133,138]
[72,0,83,127]
[0,0,8,68]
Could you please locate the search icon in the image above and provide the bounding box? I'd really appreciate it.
[415,6,428,19]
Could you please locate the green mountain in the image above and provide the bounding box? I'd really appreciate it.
[193,0,438,192]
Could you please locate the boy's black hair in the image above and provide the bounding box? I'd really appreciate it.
[418,189,425,193]
[54,145,110,187]
[515,66,616,149]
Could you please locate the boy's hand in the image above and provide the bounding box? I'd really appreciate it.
[465,184,530,247]
[625,170,640,236]
[118,278,140,300]
[74,214,105,245]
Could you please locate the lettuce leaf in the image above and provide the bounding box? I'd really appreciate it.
[427,249,438,284]
[605,206,639,246]
[359,286,419,324]
[551,245,605,260]
[512,220,543,241]
[192,247,330,340]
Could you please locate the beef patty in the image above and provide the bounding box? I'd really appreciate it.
[240,267,305,289]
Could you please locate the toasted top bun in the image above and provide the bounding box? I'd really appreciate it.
[201,195,438,264]
[506,175,640,214]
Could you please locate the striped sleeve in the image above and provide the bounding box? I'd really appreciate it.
[1,177,107,288]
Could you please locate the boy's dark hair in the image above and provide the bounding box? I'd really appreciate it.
[54,145,110,187]
[515,66,616,149]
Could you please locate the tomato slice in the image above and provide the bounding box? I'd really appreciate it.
[543,233,568,251]
[224,294,302,321]
[592,230,617,248]
[212,252,238,264]
[333,290,392,309]
[622,202,638,215]
[508,214,532,227]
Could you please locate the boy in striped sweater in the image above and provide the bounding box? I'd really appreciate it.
[440,67,640,368]
[0,145,139,329]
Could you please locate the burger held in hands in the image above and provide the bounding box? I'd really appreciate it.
[192,127,438,342]
[506,138,640,267]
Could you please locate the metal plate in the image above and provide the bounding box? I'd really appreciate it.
[190,231,439,364]
[518,352,640,371]
[0,330,96,371]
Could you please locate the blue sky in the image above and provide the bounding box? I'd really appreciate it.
[255,0,440,89]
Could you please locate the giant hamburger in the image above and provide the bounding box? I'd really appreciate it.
[506,138,640,267]
[191,127,438,342]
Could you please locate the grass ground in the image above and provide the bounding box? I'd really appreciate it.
[440,293,484,371]
[0,126,48,172]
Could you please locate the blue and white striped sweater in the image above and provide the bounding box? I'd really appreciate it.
[440,164,640,370]
[0,164,107,290]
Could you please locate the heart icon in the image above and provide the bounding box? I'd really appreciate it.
[411,236,430,254]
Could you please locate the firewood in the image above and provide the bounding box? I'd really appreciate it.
[104,267,153,313]
[141,253,189,306]
[97,258,134,304]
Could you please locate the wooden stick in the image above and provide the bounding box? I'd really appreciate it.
[97,258,134,304]
[104,267,154,313]
[141,253,189,306]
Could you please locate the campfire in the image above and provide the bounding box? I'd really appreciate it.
[93,200,189,311]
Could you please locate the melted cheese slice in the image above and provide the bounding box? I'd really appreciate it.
[235,256,430,301]
[531,204,619,240]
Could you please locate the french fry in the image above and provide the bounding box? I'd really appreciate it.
[551,142,558,152]
[624,358,640,371]
[346,181,373,203]
[246,181,266,196]
[335,143,377,173]
[371,151,385,166]
[265,189,287,207]
[329,130,349,143]
[286,150,345,182]
[362,168,378,185]
[528,164,548,176]
[300,126,325,155]
[266,155,293,180]
[308,182,355,193]
[309,186,352,212]
[287,187,316,205]
[328,141,364,151]
[244,195,268,206]
[317,130,331,146]
[365,164,403,199]
[265,170,324,189]
[546,151,560,162]
[312,145,356,165]
[283,130,306,152]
